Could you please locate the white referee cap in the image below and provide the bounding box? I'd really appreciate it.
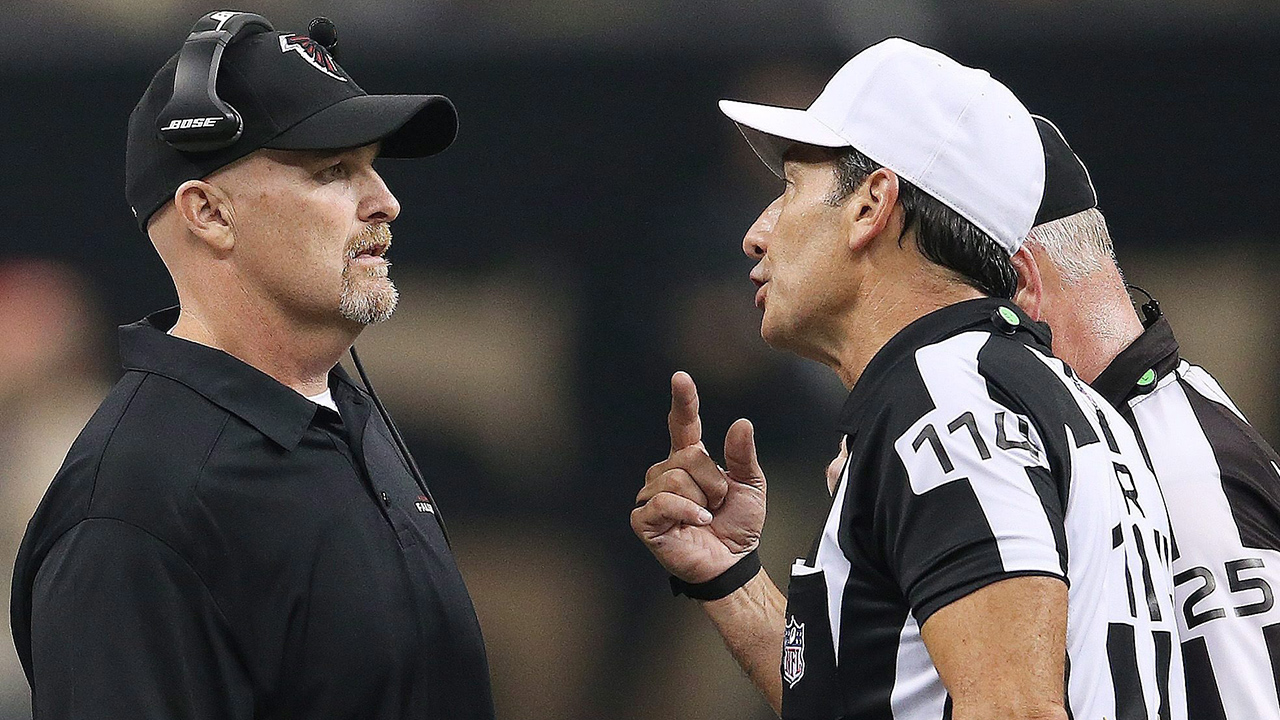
[719,38,1044,254]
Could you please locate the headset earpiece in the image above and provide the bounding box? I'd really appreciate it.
[1127,284,1163,329]
[157,11,274,153]
[1140,297,1162,327]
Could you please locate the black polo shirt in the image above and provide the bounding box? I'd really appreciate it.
[10,308,494,720]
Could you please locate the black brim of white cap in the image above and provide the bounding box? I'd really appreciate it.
[718,99,848,177]
[1032,115,1097,226]
[265,94,458,158]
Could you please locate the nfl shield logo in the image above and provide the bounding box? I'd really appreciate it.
[783,615,805,688]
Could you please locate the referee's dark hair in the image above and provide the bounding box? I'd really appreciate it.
[828,147,1018,299]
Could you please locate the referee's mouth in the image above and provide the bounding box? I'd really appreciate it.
[751,271,769,309]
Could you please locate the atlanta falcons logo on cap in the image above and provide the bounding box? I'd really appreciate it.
[278,34,346,81]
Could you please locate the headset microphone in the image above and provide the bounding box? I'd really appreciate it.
[156,11,274,153]
[307,17,339,60]
[1127,285,1163,328]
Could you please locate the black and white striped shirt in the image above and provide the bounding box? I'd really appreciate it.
[781,298,1185,720]
[1093,315,1280,719]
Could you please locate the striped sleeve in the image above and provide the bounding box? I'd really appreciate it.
[878,331,1068,622]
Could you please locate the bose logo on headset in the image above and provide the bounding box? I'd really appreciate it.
[163,117,224,131]
[156,11,275,152]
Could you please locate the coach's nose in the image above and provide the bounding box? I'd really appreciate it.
[742,200,781,260]
[359,168,402,224]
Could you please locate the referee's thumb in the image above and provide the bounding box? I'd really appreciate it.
[724,418,763,486]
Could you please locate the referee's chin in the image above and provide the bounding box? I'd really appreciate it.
[759,311,845,376]
[757,309,786,349]
[758,313,806,358]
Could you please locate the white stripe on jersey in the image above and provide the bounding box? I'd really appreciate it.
[1028,346,1187,720]
[1180,362,1247,422]
[817,458,853,659]
[902,334,1058,575]
[889,615,946,719]
[1130,360,1280,718]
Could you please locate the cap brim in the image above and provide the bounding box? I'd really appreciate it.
[265,94,458,158]
[718,99,848,177]
[1032,115,1097,226]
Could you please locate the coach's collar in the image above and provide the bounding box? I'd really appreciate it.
[1091,316,1181,410]
[838,298,1051,432]
[118,306,324,450]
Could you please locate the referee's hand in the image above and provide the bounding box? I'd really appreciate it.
[631,371,767,584]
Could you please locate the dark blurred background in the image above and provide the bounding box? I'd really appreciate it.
[2,1,1278,718]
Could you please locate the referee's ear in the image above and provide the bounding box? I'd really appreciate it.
[843,167,901,255]
[1010,245,1044,321]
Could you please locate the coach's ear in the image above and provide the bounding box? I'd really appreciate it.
[1010,244,1043,321]
[173,180,236,253]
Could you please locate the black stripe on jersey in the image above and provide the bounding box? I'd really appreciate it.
[1265,623,1280,707]
[831,334,937,720]
[976,339,1099,509]
[1182,637,1228,720]
[1179,377,1280,552]
[1115,526,1138,618]
[1125,561,1138,619]
[1132,526,1163,622]
[1154,630,1173,720]
[1027,466,1069,575]
[1097,408,1122,454]
[1108,623,1147,720]
[831,563,910,720]
[1118,403,1158,476]
[885,442,1011,621]
[1064,654,1075,720]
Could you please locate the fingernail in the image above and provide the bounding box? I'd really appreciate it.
[697,508,713,524]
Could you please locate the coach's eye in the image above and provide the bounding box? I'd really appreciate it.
[316,162,349,182]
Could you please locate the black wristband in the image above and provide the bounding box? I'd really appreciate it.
[669,550,761,601]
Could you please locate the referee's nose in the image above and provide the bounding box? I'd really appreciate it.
[742,200,781,260]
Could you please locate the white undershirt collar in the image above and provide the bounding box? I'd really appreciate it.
[306,388,339,413]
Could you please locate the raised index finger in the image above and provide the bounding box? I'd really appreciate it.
[668,371,703,452]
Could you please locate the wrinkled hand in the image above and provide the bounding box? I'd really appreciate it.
[631,372,767,584]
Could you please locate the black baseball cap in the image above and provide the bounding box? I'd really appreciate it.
[1033,115,1097,226]
[126,14,457,231]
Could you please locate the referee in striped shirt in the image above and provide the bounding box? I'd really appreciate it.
[631,40,1184,720]
[1017,116,1280,719]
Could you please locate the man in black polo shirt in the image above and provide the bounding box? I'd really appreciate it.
[10,11,493,719]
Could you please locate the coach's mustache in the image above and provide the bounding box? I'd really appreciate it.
[346,224,393,260]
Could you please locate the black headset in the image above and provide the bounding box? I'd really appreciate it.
[156,11,274,153]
